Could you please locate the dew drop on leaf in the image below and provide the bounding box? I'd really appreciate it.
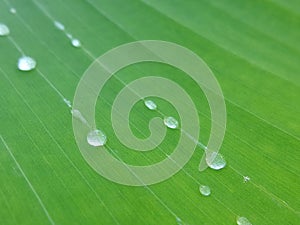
[164,116,179,129]
[0,23,10,36]
[199,185,211,196]
[87,129,107,147]
[243,176,250,183]
[71,38,81,48]
[71,109,83,119]
[54,21,65,31]
[207,152,226,170]
[10,8,17,14]
[237,216,252,225]
[71,109,89,126]
[17,56,37,71]
[63,98,72,108]
[144,100,157,110]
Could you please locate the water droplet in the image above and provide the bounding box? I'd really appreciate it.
[17,56,37,71]
[237,216,252,225]
[87,129,107,147]
[71,109,82,118]
[207,152,226,170]
[63,98,72,108]
[197,141,208,151]
[243,176,250,183]
[199,185,211,196]
[164,116,179,129]
[0,23,10,36]
[71,109,89,126]
[10,8,17,14]
[144,100,157,110]
[54,21,65,31]
[71,39,81,48]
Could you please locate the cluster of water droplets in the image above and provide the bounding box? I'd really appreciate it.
[63,98,72,108]
[54,20,81,48]
[64,99,106,148]
[145,99,227,170]
[1,22,37,72]
[83,97,227,202]
[143,98,228,200]
[1,13,103,153]
[0,5,251,223]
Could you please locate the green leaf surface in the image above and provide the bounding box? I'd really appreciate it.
[0,0,299,224]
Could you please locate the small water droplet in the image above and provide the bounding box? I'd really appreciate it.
[10,8,17,14]
[197,141,208,151]
[144,100,157,110]
[63,98,72,108]
[237,216,252,225]
[243,176,250,183]
[0,23,10,36]
[199,185,211,196]
[17,56,37,71]
[71,109,89,126]
[71,109,81,117]
[71,39,81,48]
[54,21,65,31]
[87,129,107,147]
[164,116,179,129]
[207,152,226,170]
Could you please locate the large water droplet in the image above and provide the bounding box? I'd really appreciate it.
[144,100,157,110]
[207,152,226,170]
[164,116,179,129]
[0,23,10,36]
[87,129,107,147]
[199,185,211,196]
[17,56,37,71]
[71,39,81,48]
[10,8,17,14]
[237,216,252,225]
[54,21,65,31]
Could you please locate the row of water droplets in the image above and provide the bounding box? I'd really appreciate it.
[54,21,81,48]
[0,4,252,225]
[145,100,221,199]
[144,99,226,171]
[36,1,107,146]
[0,21,36,72]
